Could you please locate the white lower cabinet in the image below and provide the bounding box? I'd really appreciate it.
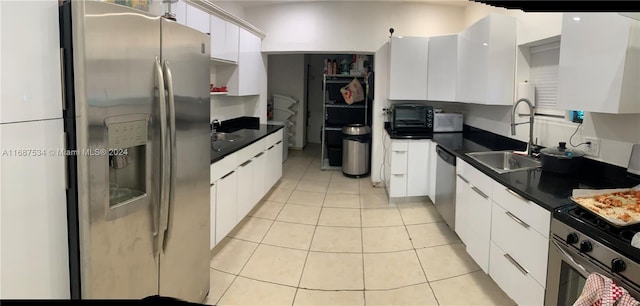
[252,151,267,203]
[384,135,431,198]
[210,129,283,248]
[454,159,550,306]
[455,160,491,273]
[236,159,254,220]
[454,173,470,243]
[215,170,237,244]
[489,242,545,306]
[209,183,216,249]
[465,182,492,273]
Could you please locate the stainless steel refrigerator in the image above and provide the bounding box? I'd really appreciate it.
[61,1,210,301]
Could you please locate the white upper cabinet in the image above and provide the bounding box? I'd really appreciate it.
[456,14,516,105]
[427,34,458,102]
[222,28,262,96]
[388,36,429,100]
[0,0,62,123]
[185,4,210,34]
[210,14,239,63]
[557,13,640,114]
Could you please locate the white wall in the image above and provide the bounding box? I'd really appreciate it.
[244,1,465,53]
[267,54,306,149]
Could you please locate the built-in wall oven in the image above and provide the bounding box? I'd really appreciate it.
[546,207,640,306]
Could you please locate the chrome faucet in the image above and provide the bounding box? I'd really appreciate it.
[511,98,535,157]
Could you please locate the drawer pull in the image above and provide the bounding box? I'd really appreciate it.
[505,211,530,229]
[506,188,527,201]
[392,151,406,153]
[456,174,469,184]
[471,186,489,199]
[504,253,529,275]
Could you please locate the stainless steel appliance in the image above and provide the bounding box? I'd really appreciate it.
[341,124,371,178]
[433,113,463,132]
[390,103,434,134]
[546,208,640,306]
[435,145,456,229]
[61,1,210,301]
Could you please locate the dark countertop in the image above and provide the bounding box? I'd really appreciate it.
[388,125,640,212]
[211,121,283,164]
[384,125,435,139]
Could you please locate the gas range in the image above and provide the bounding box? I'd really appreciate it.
[550,205,640,298]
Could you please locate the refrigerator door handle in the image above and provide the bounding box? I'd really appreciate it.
[161,60,177,253]
[154,56,170,257]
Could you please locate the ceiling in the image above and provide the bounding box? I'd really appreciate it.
[216,0,472,9]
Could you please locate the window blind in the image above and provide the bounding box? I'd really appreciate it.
[529,41,565,117]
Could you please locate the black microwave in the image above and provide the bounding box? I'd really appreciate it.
[391,103,434,133]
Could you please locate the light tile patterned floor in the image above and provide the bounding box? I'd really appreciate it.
[207,144,516,306]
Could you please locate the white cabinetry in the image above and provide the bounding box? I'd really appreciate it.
[427,34,458,102]
[185,4,210,34]
[236,159,254,220]
[454,160,491,273]
[489,184,550,306]
[215,170,237,244]
[454,158,551,305]
[209,183,216,249]
[210,14,239,63]
[428,143,437,203]
[384,135,431,198]
[209,129,283,248]
[388,36,429,100]
[266,130,284,188]
[557,13,640,113]
[0,0,62,123]
[456,14,516,105]
[0,120,69,298]
[217,28,262,96]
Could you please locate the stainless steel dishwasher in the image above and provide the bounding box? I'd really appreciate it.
[435,145,456,229]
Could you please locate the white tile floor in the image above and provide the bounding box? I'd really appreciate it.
[207,144,516,306]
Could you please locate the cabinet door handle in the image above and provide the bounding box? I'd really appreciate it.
[275,140,282,145]
[506,188,527,202]
[267,145,275,150]
[221,171,235,179]
[456,174,469,184]
[392,150,406,153]
[505,211,530,229]
[504,253,529,275]
[471,186,489,199]
[240,159,252,167]
[254,152,265,158]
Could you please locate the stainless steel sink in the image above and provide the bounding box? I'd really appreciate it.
[466,151,541,174]
[212,132,242,142]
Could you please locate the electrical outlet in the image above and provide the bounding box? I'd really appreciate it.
[585,137,600,157]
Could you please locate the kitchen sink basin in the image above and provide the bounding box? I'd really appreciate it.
[212,132,242,142]
[466,151,541,174]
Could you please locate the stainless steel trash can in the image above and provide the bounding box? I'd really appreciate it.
[342,124,371,177]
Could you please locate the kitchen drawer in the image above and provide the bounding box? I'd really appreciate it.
[390,151,408,174]
[389,174,407,197]
[491,202,549,287]
[390,140,408,152]
[266,129,283,147]
[236,139,265,164]
[211,153,238,183]
[492,183,550,238]
[489,242,545,306]
[460,161,492,198]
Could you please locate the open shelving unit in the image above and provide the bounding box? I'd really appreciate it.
[320,74,371,170]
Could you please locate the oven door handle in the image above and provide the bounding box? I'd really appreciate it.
[551,240,590,277]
